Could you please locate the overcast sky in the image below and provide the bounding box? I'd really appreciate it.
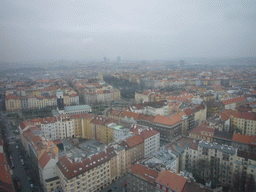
[1,0,256,63]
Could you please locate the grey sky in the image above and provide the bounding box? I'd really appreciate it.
[1,0,256,63]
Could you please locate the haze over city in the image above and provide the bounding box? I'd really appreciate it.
[1,0,256,63]
[1,1,256,192]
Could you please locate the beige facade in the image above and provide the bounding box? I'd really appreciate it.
[5,96,21,111]
[135,92,149,103]
[231,115,256,136]
[57,150,113,192]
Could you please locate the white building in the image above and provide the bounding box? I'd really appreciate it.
[38,152,61,192]
[57,115,75,139]
[69,94,79,105]
[40,117,58,140]
[108,123,132,142]
[138,127,160,158]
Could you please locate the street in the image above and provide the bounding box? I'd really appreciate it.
[100,175,127,192]
[1,112,35,192]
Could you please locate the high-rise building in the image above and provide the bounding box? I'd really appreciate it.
[56,89,64,110]
[117,56,121,63]
[104,57,108,63]
[179,60,185,67]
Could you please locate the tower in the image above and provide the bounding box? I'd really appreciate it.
[56,89,64,110]
[117,56,121,63]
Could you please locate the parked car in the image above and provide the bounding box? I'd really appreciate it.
[123,182,127,187]
[21,159,24,165]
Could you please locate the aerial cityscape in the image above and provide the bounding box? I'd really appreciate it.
[1,59,256,192]
[1,1,256,192]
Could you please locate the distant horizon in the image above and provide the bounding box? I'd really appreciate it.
[1,56,256,65]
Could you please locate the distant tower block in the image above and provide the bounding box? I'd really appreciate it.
[56,89,64,110]
[104,57,107,63]
[179,60,185,67]
[117,56,121,63]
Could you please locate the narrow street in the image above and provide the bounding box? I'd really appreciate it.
[1,112,37,192]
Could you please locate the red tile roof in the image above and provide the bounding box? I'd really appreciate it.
[130,124,143,134]
[57,147,115,179]
[189,123,215,136]
[139,128,159,140]
[222,96,246,105]
[122,111,140,120]
[128,164,159,182]
[90,116,107,125]
[109,110,122,116]
[38,152,51,169]
[154,114,181,126]
[104,118,118,125]
[184,108,194,116]
[118,141,131,150]
[138,114,155,122]
[232,111,256,120]
[42,116,57,124]
[232,133,251,144]
[156,169,187,192]
[0,153,14,192]
[126,135,144,148]
[19,121,29,130]
[5,95,20,100]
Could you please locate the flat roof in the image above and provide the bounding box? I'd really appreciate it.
[64,105,92,111]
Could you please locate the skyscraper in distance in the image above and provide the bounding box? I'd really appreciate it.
[117,56,121,63]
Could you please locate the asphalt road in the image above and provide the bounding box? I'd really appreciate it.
[2,113,33,192]
[100,175,127,192]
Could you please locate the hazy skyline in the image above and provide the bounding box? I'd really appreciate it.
[1,0,256,63]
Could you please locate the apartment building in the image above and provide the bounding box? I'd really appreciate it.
[127,164,159,192]
[193,104,207,128]
[57,150,113,192]
[230,111,256,136]
[138,127,160,158]
[155,169,187,192]
[222,96,247,110]
[234,151,256,182]
[189,123,215,142]
[90,116,117,144]
[118,141,132,169]
[197,141,237,186]
[5,95,21,111]
[40,117,58,140]
[38,152,61,192]
[107,145,126,181]
[57,115,74,139]
[126,135,144,164]
[22,129,59,184]
[5,84,79,111]
[109,124,131,142]
[71,113,93,138]
[0,139,15,192]
[205,101,224,118]
[135,89,166,103]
